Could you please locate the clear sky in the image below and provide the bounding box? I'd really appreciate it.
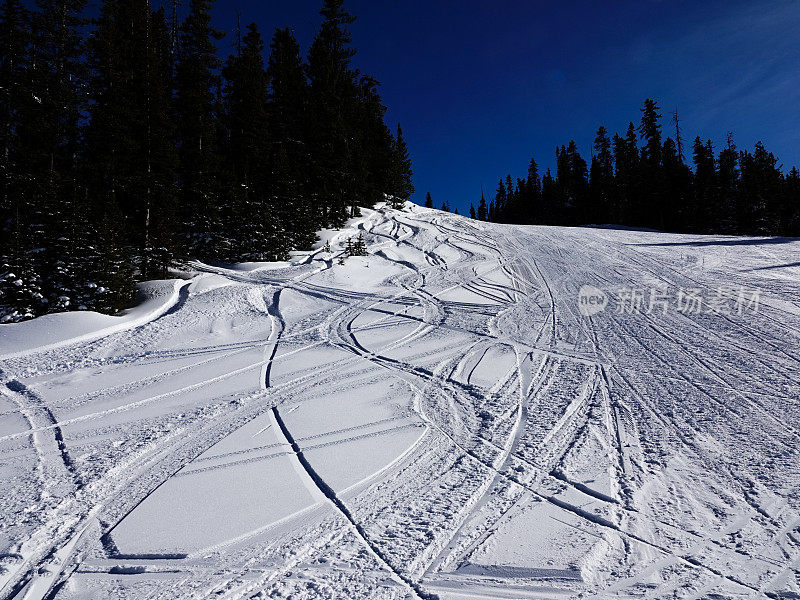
[214,0,800,214]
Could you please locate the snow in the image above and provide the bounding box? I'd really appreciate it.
[0,203,799,599]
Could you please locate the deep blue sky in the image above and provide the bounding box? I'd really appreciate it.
[211,0,800,214]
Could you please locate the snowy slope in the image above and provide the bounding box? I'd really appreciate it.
[0,204,799,600]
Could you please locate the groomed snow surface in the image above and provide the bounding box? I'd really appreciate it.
[1,203,799,599]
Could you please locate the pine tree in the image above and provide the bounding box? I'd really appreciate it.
[612,123,639,225]
[477,192,488,221]
[522,157,541,224]
[469,203,476,219]
[493,180,506,221]
[637,98,664,228]
[0,0,29,227]
[590,126,613,224]
[353,74,394,211]
[661,137,692,232]
[555,141,588,224]
[143,6,179,277]
[175,0,224,260]
[0,0,42,320]
[85,0,177,282]
[716,133,739,233]
[691,137,717,233]
[738,141,782,234]
[390,123,413,207]
[222,22,284,261]
[27,0,93,307]
[783,166,800,236]
[267,26,316,250]
[424,191,433,208]
[306,0,358,226]
[540,168,557,225]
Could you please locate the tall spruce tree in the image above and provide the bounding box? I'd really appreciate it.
[27,0,93,309]
[175,0,224,259]
[783,166,800,236]
[143,7,179,278]
[86,0,176,282]
[0,0,29,226]
[522,157,541,224]
[661,137,692,232]
[589,126,614,224]
[354,74,396,210]
[477,192,488,221]
[306,0,358,226]
[637,98,664,228]
[267,27,316,249]
[493,179,506,221]
[222,22,285,260]
[738,141,782,235]
[691,137,716,233]
[0,0,43,320]
[85,0,165,310]
[612,123,639,226]
[390,123,413,207]
[716,133,739,233]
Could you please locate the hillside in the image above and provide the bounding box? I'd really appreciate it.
[1,204,799,599]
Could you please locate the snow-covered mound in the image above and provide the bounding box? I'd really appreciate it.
[1,204,799,600]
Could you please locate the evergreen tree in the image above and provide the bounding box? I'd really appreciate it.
[84,0,165,309]
[389,123,413,207]
[589,126,613,224]
[716,133,739,233]
[424,191,433,208]
[222,22,285,260]
[783,166,800,236]
[637,98,664,228]
[267,26,315,249]
[540,168,557,224]
[493,179,506,221]
[469,203,476,219]
[86,0,177,278]
[692,137,716,233]
[0,0,29,226]
[477,192,488,221]
[522,157,541,224]
[0,0,40,320]
[353,74,395,211]
[143,7,179,277]
[661,137,692,231]
[175,0,224,259]
[738,141,782,234]
[28,0,95,307]
[612,123,639,225]
[555,141,588,224]
[306,0,358,226]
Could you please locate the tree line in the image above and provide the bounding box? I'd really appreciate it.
[466,99,800,236]
[0,0,414,322]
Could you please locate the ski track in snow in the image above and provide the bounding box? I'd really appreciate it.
[0,204,799,600]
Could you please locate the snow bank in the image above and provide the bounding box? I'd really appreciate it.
[0,278,188,360]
